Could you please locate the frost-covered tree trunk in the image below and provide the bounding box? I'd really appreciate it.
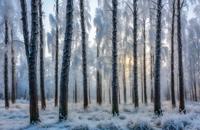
[4,19,9,108]
[55,0,59,107]
[59,0,73,120]
[112,0,119,116]
[80,0,88,109]
[74,79,78,103]
[11,29,16,104]
[123,55,127,104]
[20,0,40,122]
[20,0,30,61]
[39,0,46,110]
[133,0,139,108]
[154,0,162,116]
[28,0,40,123]
[177,0,185,113]
[170,0,176,108]
[143,19,147,105]
[97,41,102,105]
[150,52,154,103]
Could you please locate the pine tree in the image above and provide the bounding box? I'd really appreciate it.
[133,0,139,108]
[80,0,88,109]
[39,0,46,110]
[20,0,40,123]
[59,0,73,120]
[154,0,163,116]
[97,40,102,105]
[112,0,119,116]
[123,55,127,104]
[170,0,176,108]
[143,19,147,105]
[4,18,9,109]
[28,0,40,123]
[11,29,16,104]
[177,0,185,113]
[55,0,59,107]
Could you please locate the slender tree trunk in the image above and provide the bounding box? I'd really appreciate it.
[39,0,46,110]
[109,79,111,104]
[177,0,185,113]
[59,0,73,120]
[133,0,139,108]
[170,0,176,108]
[88,81,91,104]
[4,19,9,109]
[141,58,144,104]
[55,0,59,107]
[80,0,88,109]
[11,29,16,104]
[74,79,78,103]
[97,41,102,105]
[143,19,147,105]
[112,0,119,116]
[150,50,154,103]
[28,0,40,123]
[154,0,162,116]
[20,0,30,61]
[123,56,127,104]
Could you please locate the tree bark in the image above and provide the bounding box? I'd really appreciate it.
[143,19,147,105]
[133,0,139,108]
[74,79,78,103]
[59,0,73,120]
[39,0,46,110]
[55,0,59,107]
[170,0,176,108]
[4,19,9,108]
[154,0,162,116]
[80,0,88,109]
[11,29,16,104]
[97,41,102,105]
[177,0,185,113]
[123,56,127,104]
[20,0,30,60]
[112,0,119,116]
[28,0,40,123]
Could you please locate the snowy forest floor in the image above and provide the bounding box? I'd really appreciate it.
[0,100,200,130]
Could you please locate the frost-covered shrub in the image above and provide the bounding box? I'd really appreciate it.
[71,124,89,130]
[127,121,154,130]
[97,122,122,130]
[162,120,184,130]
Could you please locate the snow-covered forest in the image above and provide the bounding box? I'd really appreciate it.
[0,0,200,129]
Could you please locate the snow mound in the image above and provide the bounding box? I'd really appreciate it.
[127,121,154,130]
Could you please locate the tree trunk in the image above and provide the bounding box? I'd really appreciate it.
[154,0,162,116]
[123,56,127,104]
[4,19,9,109]
[11,29,16,104]
[170,0,176,108]
[55,0,59,107]
[133,0,139,108]
[143,19,147,105]
[74,79,78,103]
[112,0,119,116]
[80,0,88,109]
[28,0,40,123]
[39,0,46,110]
[59,0,73,120]
[97,41,102,105]
[177,0,185,113]
[20,0,30,60]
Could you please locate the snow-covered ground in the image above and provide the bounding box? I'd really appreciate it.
[0,100,200,130]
